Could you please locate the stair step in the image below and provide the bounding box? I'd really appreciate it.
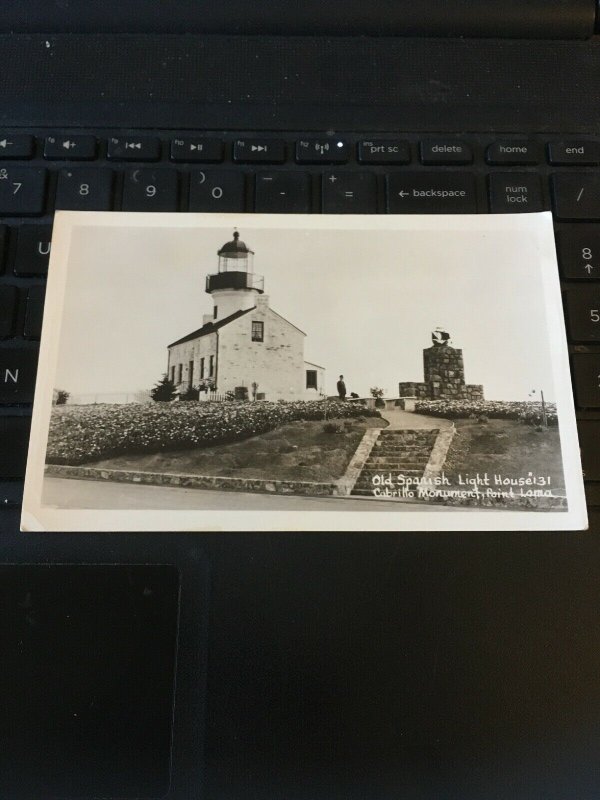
[350,428,439,495]
[374,448,431,452]
[379,432,438,438]
[363,463,428,471]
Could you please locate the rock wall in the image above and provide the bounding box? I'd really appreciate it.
[399,345,484,400]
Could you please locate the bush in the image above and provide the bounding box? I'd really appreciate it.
[150,374,177,402]
[414,399,558,426]
[179,385,200,401]
[46,400,381,465]
[323,422,343,434]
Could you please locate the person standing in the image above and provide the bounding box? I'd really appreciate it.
[337,375,347,400]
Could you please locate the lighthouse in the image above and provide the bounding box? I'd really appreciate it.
[206,230,265,321]
[166,229,325,400]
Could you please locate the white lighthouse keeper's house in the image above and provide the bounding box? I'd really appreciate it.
[166,230,325,401]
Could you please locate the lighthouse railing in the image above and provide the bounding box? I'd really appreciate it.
[206,272,264,293]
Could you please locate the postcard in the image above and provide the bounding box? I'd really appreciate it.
[21,211,587,531]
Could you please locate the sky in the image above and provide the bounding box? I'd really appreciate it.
[53,215,559,402]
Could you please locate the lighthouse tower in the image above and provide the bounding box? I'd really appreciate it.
[205,230,265,321]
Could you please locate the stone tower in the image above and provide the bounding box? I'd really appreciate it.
[399,329,484,400]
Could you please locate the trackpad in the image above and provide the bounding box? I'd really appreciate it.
[0,564,179,798]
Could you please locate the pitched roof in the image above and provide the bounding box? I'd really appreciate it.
[167,307,255,348]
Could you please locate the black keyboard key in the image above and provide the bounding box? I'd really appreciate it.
[44,135,97,160]
[578,421,600,481]
[488,173,544,213]
[572,354,600,408]
[233,139,285,164]
[296,138,349,164]
[322,172,377,213]
[551,174,600,220]
[486,140,539,165]
[189,170,245,212]
[556,228,600,280]
[357,140,410,165]
[122,169,178,212]
[548,141,600,166]
[0,168,46,216]
[14,225,52,277]
[0,348,38,403]
[170,138,223,163]
[565,286,600,342]
[255,172,310,213]
[107,136,160,162]
[0,285,18,338]
[0,416,31,478]
[420,140,472,165]
[0,135,34,159]
[387,173,477,214]
[56,168,114,211]
[23,285,45,340]
[0,225,7,273]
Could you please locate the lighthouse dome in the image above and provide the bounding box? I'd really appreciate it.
[218,230,254,258]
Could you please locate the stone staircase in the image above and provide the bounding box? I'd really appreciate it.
[350,429,439,497]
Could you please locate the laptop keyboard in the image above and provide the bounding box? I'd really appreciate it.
[0,130,599,500]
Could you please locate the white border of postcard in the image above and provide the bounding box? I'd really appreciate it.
[22,211,588,532]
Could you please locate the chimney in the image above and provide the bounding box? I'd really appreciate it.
[255,295,269,313]
[202,313,213,325]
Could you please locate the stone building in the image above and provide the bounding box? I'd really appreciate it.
[398,329,484,400]
[166,231,325,401]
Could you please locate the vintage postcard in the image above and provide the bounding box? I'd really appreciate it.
[22,212,587,531]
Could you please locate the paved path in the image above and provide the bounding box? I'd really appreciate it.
[42,477,462,512]
[380,407,452,430]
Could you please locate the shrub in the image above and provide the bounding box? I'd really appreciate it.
[323,422,343,434]
[55,389,70,405]
[179,385,200,401]
[150,374,177,402]
[414,399,558,426]
[46,400,381,465]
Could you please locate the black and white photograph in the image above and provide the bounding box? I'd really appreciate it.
[22,212,587,531]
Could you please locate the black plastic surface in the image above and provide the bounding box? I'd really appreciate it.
[0,565,180,798]
[1,35,600,133]
[1,28,599,800]
[0,524,599,799]
[0,0,596,38]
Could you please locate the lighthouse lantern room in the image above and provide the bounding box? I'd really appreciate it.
[206,230,265,320]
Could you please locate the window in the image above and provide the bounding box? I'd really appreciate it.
[170,366,175,383]
[306,370,317,390]
[209,355,214,377]
[177,364,183,384]
[200,357,205,379]
[188,360,194,387]
[251,321,264,342]
[213,306,218,319]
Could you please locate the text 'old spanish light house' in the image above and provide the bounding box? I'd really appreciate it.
[167,231,325,400]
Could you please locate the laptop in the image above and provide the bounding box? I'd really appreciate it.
[1,2,600,797]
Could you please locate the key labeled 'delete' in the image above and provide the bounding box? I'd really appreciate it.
[387,173,477,213]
